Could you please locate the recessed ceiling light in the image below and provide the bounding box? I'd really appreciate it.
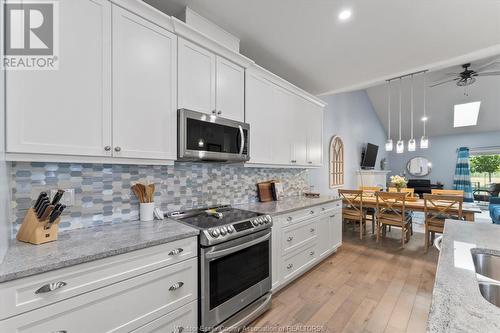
[338,9,352,21]
[454,101,480,127]
[421,116,428,121]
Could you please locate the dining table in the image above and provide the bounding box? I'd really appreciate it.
[342,195,482,222]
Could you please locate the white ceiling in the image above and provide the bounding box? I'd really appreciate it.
[366,57,500,138]
[142,0,500,95]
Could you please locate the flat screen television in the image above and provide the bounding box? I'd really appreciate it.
[361,143,379,169]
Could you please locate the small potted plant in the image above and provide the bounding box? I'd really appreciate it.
[390,175,408,192]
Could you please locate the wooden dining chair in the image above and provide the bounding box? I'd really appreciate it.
[375,192,413,248]
[423,194,463,253]
[431,189,464,196]
[359,186,382,234]
[388,187,415,194]
[339,189,365,240]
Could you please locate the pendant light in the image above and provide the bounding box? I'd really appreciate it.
[420,72,429,149]
[396,78,404,154]
[408,75,416,151]
[385,80,393,151]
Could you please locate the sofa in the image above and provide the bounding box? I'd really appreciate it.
[489,197,500,224]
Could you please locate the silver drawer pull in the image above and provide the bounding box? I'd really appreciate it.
[310,210,314,215]
[286,264,293,269]
[310,228,315,232]
[287,216,292,221]
[310,251,315,256]
[330,214,336,218]
[168,248,184,256]
[169,282,184,291]
[287,236,293,242]
[35,281,67,294]
[52,331,67,333]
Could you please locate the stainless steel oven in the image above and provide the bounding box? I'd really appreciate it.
[200,229,272,330]
[178,109,250,162]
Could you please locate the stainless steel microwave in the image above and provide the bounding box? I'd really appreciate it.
[178,109,250,162]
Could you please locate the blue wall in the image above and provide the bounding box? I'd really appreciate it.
[388,131,500,188]
[310,90,388,193]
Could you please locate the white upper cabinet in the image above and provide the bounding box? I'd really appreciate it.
[178,37,244,122]
[6,0,112,157]
[245,66,326,167]
[178,38,216,114]
[245,74,274,164]
[306,104,323,166]
[215,57,244,121]
[112,6,177,160]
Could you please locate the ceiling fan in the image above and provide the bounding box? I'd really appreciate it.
[430,62,500,88]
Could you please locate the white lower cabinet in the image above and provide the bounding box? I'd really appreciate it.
[0,237,198,333]
[131,300,197,333]
[272,202,342,291]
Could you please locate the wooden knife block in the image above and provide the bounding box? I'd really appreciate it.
[16,208,61,245]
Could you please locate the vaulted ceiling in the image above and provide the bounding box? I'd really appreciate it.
[143,0,500,95]
[366,57,500,138]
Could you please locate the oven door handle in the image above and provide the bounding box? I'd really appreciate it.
[205,232,271,259]
[238,125,245,155]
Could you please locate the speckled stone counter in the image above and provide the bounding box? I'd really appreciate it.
[236,196,341,216]
[0,219,198,283]
[428,221,500,332]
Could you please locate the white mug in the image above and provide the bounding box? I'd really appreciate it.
[140,203,154,222]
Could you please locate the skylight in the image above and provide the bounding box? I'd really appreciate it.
[454,101,480,127]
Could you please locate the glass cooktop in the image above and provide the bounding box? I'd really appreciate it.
[172,206,262,229]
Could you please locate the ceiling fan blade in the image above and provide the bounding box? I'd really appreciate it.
[429,78,459,87]
[476,71,500,76]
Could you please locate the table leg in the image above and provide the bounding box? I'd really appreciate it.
[464,212,475,222]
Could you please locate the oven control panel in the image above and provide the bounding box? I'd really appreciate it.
[202,215,272,246]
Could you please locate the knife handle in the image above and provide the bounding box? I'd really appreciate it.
[34,192,47,211]
[40,205,54,221]
[36,202,49,219]
[51,189,65,205]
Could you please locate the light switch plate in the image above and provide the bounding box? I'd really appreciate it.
[50,188,75,206]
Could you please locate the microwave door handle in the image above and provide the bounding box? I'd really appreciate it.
[238,125,244,155]
[205,232,271,259]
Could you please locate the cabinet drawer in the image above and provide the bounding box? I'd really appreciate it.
[0,258,197,333]
[0,237,197,319]
[281,207,318,227]
[281,243,317,283]
[131,300,197,333]
[282,219,317,255]
[317,201,342,215]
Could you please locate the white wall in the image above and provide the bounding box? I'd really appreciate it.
[309,90,388,194]
[388,131,500,188]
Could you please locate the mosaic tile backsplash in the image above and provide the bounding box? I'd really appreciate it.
[10,162,309,237]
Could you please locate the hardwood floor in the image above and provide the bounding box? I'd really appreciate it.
[250,227,439,333]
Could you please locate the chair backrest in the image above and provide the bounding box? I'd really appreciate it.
[359,186,382,197]
[423,194,463,223]
[339,189,363,212]
[431,189,464,196]
[375,191,407,223]
[388,187,414,194]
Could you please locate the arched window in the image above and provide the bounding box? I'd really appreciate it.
[329,136,344,187]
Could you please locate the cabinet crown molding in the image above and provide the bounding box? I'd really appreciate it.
[111,0,174,32]
[172,17,254,68]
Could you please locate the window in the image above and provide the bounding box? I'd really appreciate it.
[329,136,344,187]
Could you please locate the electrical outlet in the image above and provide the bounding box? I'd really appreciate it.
[50,188,75,206]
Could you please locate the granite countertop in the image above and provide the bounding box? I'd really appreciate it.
[236,195,341,215]
[0,219,199,283]
[428,221,500,332]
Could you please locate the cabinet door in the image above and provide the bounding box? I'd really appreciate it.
[307,104,323,166]
[112,6,177,160]
[178,38,216,113]
[245,74,274,164]
[6,0,112,156]
[291,96,308,165]
[271,86,294,165]
[271,219,281,291]
[317,215,330,258]
[216,56,244,121]
[330,210,342,249]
